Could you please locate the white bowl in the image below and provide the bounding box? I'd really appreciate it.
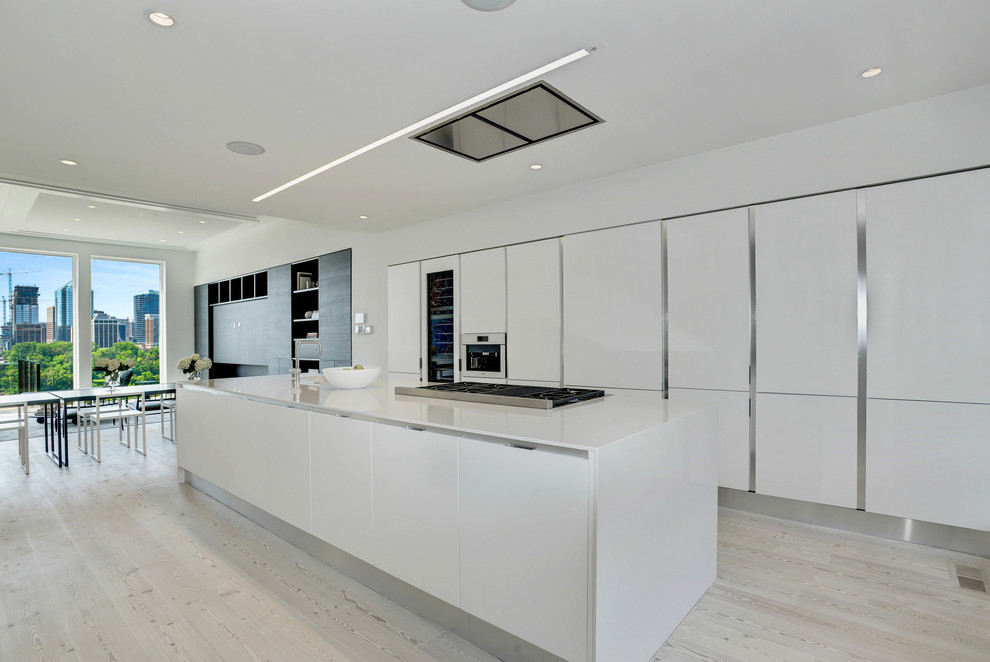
[322,365,381,389]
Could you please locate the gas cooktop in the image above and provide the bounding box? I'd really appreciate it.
[394,382,605,410]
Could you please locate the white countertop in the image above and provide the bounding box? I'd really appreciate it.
[180,374,714,452]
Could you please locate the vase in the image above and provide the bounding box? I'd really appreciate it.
[187,371,202,381]
[106,373,120,393]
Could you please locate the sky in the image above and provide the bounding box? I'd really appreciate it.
[0,250,160,322]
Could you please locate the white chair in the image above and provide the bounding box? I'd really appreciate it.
[79,394,146,463]
[0,403,30,474]
[161,399,176,441]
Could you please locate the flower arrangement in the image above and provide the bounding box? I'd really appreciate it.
[94,357,136,385]
[177,353,213,380]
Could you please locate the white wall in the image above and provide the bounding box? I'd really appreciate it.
[192,84,990,373]
[0,234,195,384]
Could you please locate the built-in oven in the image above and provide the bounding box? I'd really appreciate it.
[461,333,506,379]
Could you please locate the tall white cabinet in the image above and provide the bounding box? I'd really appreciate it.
[387,262,421,377]
[753,191,859,508]
[666,208,751,490]
[459,247,506,334]
[562,222,663,390]
[864,168,990,531]
[506,238,561,384]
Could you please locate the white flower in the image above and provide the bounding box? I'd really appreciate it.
[177,357,192,370]
[95,357,110,369]
[106,358,121,372]
[194,358,212,371]
[190,353,201,361]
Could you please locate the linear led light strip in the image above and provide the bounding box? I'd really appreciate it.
[252,47,593,203]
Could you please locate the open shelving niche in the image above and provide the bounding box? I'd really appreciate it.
[290,258,321,369]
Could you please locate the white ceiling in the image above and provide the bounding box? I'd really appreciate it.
[1,0,989,250]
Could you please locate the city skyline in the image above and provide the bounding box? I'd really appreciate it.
[0,251,160,324]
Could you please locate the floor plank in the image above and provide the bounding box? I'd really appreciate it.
[2,429,988,662]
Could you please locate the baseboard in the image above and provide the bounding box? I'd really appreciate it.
[719,488,990,558]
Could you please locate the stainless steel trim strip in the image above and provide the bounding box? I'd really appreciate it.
[748,206,758,493]
[661,220,669,398]
[856,189,868,511]
[559,237,565,387]
[719,487,990,558]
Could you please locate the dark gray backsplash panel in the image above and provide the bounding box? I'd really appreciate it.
[267,264,292,374]
[319,249,352,366]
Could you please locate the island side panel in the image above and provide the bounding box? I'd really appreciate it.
[594,404,718,662]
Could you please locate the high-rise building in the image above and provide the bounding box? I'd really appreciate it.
[11,285,43,344]
[13,285,39,324]
[92,310,127,349]
[53,281,94,343]
[144,313,160,348]
[46,306,55,342]
[133,290,159,346]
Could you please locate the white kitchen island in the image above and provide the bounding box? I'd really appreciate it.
[176,374,717,662]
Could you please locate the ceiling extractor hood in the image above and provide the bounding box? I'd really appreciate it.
[412,82,603,162]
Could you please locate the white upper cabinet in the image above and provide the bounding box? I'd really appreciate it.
[460,247,506,334]
[507,239,561,384]
[387,262,421,375]
[866,168,990,404]
[562,222,663,390]
[754,191,859,397]
[667,209,751,392]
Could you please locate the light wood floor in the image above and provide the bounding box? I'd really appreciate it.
[2,429,988,662]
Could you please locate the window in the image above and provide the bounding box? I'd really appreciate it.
[0,250,75,394]
[91,259,163,386]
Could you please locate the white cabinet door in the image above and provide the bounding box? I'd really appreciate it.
[421,256,460,383]
[215,394,265,507]
[459,247,506,334]
[261,404,311,533]
[755,393,858,508]
[867,399,990,532]
[387,262,421,375]
[562,222,663,390]
[507,239,561,384]
[866,168,990,404]
[371,423,459,605]
[755,191,859,397]
[669,388,751,491]
[310,414,373,559]
[666,209,751,392]
[459,439,589,662]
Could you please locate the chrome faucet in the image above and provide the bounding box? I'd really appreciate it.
[292,338,323,387]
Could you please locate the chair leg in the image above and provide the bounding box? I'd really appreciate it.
[137,414,146,456]
[95,418,102,463]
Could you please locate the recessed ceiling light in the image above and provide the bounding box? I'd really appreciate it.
[199,220,206,223]
[146,11,175,27]
[177,230,184,234]
[462,0,516,11]
[160,239,167,242]
[63,228,71,232]
[860,67,883,78]
[73,218,81,221]
[59,159,78,166]
[359,215,369,220]
[253,47,593,202]
[87,205,95,208]
[227,141,266,156]
[530,164,543,170]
